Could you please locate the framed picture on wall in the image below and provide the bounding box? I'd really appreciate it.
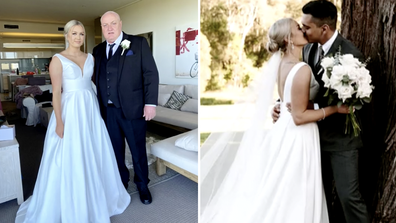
[175,25,198,78]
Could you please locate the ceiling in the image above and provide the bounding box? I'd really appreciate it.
[0,0,141,39]
[0,0,141,24]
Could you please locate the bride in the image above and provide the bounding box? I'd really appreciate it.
[15,20,130,223]
[200,18,350,223]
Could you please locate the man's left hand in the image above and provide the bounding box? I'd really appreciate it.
[143,106,156,121]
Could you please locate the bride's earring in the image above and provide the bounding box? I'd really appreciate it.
[291,41,295,50]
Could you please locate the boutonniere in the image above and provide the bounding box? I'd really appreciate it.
[120,39,131,56]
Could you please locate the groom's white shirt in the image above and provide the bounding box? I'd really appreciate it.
[318,30,338,55]
[106,32,122,57]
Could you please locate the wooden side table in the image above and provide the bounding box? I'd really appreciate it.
[0,129,24,204]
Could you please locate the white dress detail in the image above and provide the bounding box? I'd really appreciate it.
[201,62,328,223]
[15,53,130,223]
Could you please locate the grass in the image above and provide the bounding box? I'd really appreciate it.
[200,132,210,146]
[200,97,233,105]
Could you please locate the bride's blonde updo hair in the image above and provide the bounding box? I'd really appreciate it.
[64,20,85,50]
[266,18,293,53]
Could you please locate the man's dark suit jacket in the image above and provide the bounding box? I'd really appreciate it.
[303,34,364,151]
[93,32,159,121]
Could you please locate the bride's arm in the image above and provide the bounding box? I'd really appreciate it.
[49,56,64,138]
[290,65,349,125]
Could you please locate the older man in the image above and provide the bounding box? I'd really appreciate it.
[93,11,159,205]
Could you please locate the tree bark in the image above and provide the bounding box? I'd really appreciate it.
[341,0,396,222]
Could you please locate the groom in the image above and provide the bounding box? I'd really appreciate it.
[273,1,369,222]
[93,11,159,205]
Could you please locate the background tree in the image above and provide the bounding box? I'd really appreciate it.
[200,0,338,91]
[341,0,396,222]
[200,34,212,92]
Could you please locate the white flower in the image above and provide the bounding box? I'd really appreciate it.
[331,82,343,93]
[356,67,371,86]
[321,57,334,69]
[322,70,331,88]
[345,66,360,83]
[356,83,373,98]
[340,54,361,67]
[120,39,131,55]
[320,51,373,136]
[329,65,345,87]
[337,84,355,102]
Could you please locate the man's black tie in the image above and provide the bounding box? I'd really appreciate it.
[108,43,115,61]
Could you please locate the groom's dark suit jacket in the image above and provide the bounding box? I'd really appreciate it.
[303,34,364,151]
[93,32,159,121]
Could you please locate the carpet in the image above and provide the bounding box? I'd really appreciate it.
[123,131,181,195]
[0,175,198,223]
[112,175,198,223]
[126,161,180,195]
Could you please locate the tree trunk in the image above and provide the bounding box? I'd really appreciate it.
[341,0,396,222]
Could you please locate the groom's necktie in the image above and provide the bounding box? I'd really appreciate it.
[108,43,115,61]
[315,45,324,66]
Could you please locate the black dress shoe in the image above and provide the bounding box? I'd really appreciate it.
[138,187,152,205]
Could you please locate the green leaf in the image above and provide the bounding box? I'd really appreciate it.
[362,97,371,103]
[351,98,359,105]
[328,94,335,105]
[354,104,363,110]
[337,100,343,107]
[342,75,350,83]
[324,88,330,97]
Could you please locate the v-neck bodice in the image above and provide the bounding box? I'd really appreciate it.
[53,53,94,93]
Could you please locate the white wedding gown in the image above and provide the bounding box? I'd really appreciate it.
[201,62,329,223]
[15,53,130,223]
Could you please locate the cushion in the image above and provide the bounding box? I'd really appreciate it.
[158,84,184,95]
[35,90,52,103]
[151,130,198,175]
[184,84,198,99]
[14,78,28,86]
[175,129,198,152]
[180,98,198,113]
[153,107,198,129]
[158,93,171,106]
[28,77,46,85]
[164,91,190,110]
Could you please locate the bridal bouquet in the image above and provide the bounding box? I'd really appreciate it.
[320,51,374,136]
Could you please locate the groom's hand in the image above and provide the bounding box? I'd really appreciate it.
[271,103,281,123]
[286,102,292,113]
[143,106,156,121]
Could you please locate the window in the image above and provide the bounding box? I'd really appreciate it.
[1,63,10,70]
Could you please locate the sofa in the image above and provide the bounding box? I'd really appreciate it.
[150,84,198,182]
[151,129,198,183]
[153,84,198,131]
